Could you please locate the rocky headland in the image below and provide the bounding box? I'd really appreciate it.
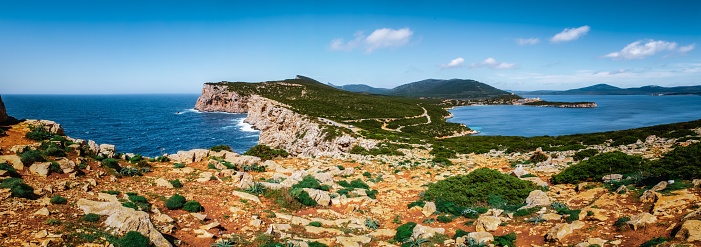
[194,83,377,157]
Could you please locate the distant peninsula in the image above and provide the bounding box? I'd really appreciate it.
[518,83,701,95]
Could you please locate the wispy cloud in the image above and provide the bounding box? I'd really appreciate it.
[550,25,590,43]
[330,28,413,53]
[604,39,694,60]
[505,63,701,85]
[441,57,464,68]
[470,57,516,70]
[515,38,540,46]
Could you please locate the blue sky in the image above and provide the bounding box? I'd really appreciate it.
[1,1,700,94]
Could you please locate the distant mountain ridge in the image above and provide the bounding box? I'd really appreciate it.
[522,84,701,95]
[333,78,515,99]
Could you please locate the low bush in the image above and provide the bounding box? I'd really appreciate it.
[307,242,328,247]
[101,158,122,172]
[551,151,646,184]
[640,237,669,247]
[493,232,517,247]
[124,194,151,211]
[292,175,323,190]
[649,142,701,180]
[183,200,204,212]
[20,150,45,165]
[453,229,469,239]
[115,231,153,247]
[25,125,54,140]
[436,215,453,223]
[350,145,368,154]
[614,217,630,231]
[120,167,141,176]
[308,221,322,227]
[529,152,548,163]
[173,163,185,168]
[289,188,317,206]
[573,149,599,161]
[165,194,186,210]
[0,177,35,199]
[394,222,417,242]
[82,213,100,222]
[50,195,68,204]
[0,163,19,177]
[210,145,233,152]
[169,179,183,188]
[423,168,537,207]
[243,145,289,161]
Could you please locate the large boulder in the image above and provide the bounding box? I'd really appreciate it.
[55,158,76,174]
[76,199,171,247]
[545,221,585,242]
[99,144,116,158]
[411,224,445,238]
[422,202,436,217]
[676,220,701,242]
[467,232,494,244]
[0,95,7,123]
[475,216,501,232]
[519,190,551,210]
[302,188,331,206]
[169,149,210,164]
[627,213,657,230]
[29,162,51,177]
[231,172,254,190]
[25,120,64,135]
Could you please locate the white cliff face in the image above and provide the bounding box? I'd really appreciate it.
[194,84,377,156]
[194,84,250,113]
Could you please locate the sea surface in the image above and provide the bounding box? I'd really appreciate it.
[448,95,701,137]
[3,94,259,157]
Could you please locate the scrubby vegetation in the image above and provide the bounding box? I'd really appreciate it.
[244,145,289,161]
[165,194,186,210]
[183,200,204,212]
[115,231,153,247]
[649,142,701,180]
[423,168,537,207]
[50,195,68,204]
[551,151,646,184]
[0,177,35,199]
[210,145,233,152]
[394,222,417,242]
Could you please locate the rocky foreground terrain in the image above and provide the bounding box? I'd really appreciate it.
[1,117,701,247]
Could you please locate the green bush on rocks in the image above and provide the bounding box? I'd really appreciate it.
[423,168,537,207]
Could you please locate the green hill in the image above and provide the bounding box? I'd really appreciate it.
[389,79,516,99]
[209,76,470,141]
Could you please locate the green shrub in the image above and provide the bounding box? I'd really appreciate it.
[394,222,417,242]
[308,221,322,227]
[453,229,469,239]
[493,232,517,247]
[169,179,183,188]
[102,190,120,195]
[640,237,669,247]
[366,189,378,199]
[407,200,426,209]
[173,163,185,168]
[614,217,630,231]
[292,175,323,190]
[338,179,370,190]
[126,194,151,211]
[43,145,66,157]
[423,168,537,207]
[649,142,701,180]
[551,151,646,184]
[165,194,186,210]
[573,149,599,161]
[308,242,329,247]
[243,145,289,161]
[82,213,100,222]
[183,200,204,212]
[436,215,453,223]
[210,145,233,152]
[115,231,152,247]
[101,158,122,172]
[529,152,548,163]
[25,125,54,140]
[365,218,380,230]
[0,178,35,199]
[49,162,62,174]
[0,163,19,177]
[20,150,45,165]
[289,188,317,206]
[50,195,67,204]
[350,145,368,154]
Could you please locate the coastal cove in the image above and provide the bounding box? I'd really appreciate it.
[449,95,701,137]
[2,94,259,157]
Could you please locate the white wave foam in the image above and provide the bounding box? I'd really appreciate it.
[175,108,202,115]
[236,118,259,132]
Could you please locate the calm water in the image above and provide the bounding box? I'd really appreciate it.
[449,95,701,136]
[3,94,259,157]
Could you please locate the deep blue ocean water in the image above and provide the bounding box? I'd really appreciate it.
[449,95,701,137]
[3,94,259,157]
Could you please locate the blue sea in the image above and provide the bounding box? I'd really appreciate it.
[3,94,259,157]
[449,95,701,137]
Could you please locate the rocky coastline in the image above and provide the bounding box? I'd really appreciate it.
[194,83,377,156]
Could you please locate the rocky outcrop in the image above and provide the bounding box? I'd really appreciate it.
[676,220,701,242]
[0,95,7,123]
[194,83,377,156]
[25,120,64,135]
[77,199,171,247]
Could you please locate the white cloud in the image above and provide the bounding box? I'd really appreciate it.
[365,28,413,52]
[505,63,701,86]
[441,57,464,68]
[679,43,696,53]
[604,39,684,59]
[330,28,413,53]
[550,25,590,43]
[516,38,540,45]
[470,57,516,70]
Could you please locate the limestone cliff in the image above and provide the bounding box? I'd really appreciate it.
[0,95,7,123]
[194,83,376,156]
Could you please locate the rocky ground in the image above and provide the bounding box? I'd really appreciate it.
[1,121,701,247]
